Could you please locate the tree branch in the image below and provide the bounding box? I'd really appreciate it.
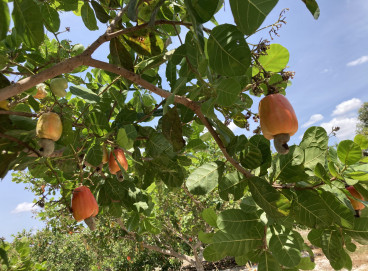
[0,110,38,117]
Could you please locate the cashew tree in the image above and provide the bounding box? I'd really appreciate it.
[1,0,368,270]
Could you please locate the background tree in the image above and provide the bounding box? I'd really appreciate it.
[1,0,368,270]
[357,102,368,136]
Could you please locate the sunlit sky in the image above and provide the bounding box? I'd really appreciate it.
[1,0,368,241]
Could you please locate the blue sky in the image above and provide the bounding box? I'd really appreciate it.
[1,0,368,241]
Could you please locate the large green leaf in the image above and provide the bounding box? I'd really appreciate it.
[81,2,98,31]
[207,24,251,76]
[185,0,219,23]
[230,0,279,35]
[0,0,10,40]
[202,208,218,228]
[85,140,103,167]
[117,125,137,150]
[70,86,100,103]
[320,230,351,270]
[258,251,281,271]
[110,37,134,71]
[41,5,60,33]
[344,217,368,244]
[91,0,110,23]
[210,230,263,257]
[12,0,44,48]
[301,0,320,19]
[291,190,332,228]
[269,233,301,267]
[219,171,247,201]
[240,143,263,169]
[187,161,225,195]
[337,140,362,165]
[318,190,354,229]
[348,171,368,181]
[248,177,291,218]
[123,31,164,57]
[217,209,263,234]
[161,107,185,152]
[203,244,226,262]
[354,134,368,149]
[272,146,308,183]
[146,133,174,158]
[214,77,242,106]
[258,44,289,72]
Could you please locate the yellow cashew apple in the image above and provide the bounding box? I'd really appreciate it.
[36,112,62,156]
[50,78,68,97]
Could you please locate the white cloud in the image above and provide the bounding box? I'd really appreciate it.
[347,55,368,66]
[320,117,359,140]
[302,114,324,128]
[11,202,40,214]
[332,98,362,116]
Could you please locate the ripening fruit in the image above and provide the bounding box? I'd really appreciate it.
[346,186,365,217]
[102,145,109,164]
[127,256,132,262]
[109,148,128,175]
[50,78,68,97]
[258,94,298,154]
[36,112,63,156]
[72,186,99,230]
[34,83,47,99]
[0,100,9,110]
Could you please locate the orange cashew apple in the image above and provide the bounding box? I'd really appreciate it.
[109,148,128,175]
[346,186,365,217]
[36,112,62,156]
[258,93,298,154]
[72,186,99,230]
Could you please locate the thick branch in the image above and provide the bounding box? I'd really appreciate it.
[0,56,84,100]
[0,110,38,117]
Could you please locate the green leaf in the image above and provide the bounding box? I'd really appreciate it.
[258,251,281,271]
[297,257,316,270]
[202,208,218,228]
[211,230,263,257]
[146,133,174,158]
[214,77,242,106]
[117,125,137,150]
[314,163,331,185]
[41,5,60,33]
[258,44,290,72]
[127,0,139,21]
[272,146,308,183]
[344,217,368,244]
[217,209,263,234]
[85,141,103,167]
[12,0,44,47]
[91,0,110,23]
[0,0,10,40]
[186,161,225,195]
[219,171,247,201]
[269,233,301,267]
[230,0,278,35]
[248,177,291,218]
[348,171,368,181]
[337,140,362,165]
[70,86,100,103]
[126,212,140,231]
[110,37,134,71]
[240,143,263,169]
[185,0,219,23]
[318,190,354,229]
[162,107,185,152]
[81,2,98,31]
[320,230,350,270]
[291,190,332,228]
[124,31,164,57]
[198,231,214,244]
[0,247,9,267]
[354,134,368,150]
[207,24,251,76]
[203,244,226,261]
[301,0,320,19]
[186,138,207,151]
